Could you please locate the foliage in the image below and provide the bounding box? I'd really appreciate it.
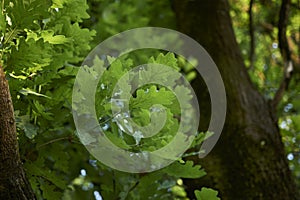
[83,0,176,46]
[194,188,220,200]
[0,0,217,199]
[0,0,95,199]
[2,0,297,199]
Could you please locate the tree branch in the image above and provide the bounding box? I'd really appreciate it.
[248,0,255,71]
[272,0,293,109]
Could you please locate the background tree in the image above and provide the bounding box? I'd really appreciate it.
[173,0,299,199]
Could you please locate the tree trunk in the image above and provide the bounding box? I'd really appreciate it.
[0,65,36,200]
[173,0,298,199]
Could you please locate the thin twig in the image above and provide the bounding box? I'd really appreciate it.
[126,181,140,197]
[37,136,71,149]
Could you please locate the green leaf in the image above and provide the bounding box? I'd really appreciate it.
[195,188,220,200]
[15,114,38,139]
[130,86,176,110]
[171,185,187,197]
[162,160,206,178]
[105,131,132,150]
[32,101,54,120]
[149,52,180,71]
[40,182,63,200]
[55,0,90,22]
[19,88,51,98]
[5,0,51,29]
[8,38,53,73]
[41,30,71,44]
[25,162,67,189]
[51,0,68,8]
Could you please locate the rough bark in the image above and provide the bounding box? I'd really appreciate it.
[172,0,298,199]
[0,65,36,200]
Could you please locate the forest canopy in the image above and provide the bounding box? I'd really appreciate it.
[0,0,299,199]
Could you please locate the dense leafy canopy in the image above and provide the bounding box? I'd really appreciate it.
[0,0,298,199]
[0,0,217,199]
